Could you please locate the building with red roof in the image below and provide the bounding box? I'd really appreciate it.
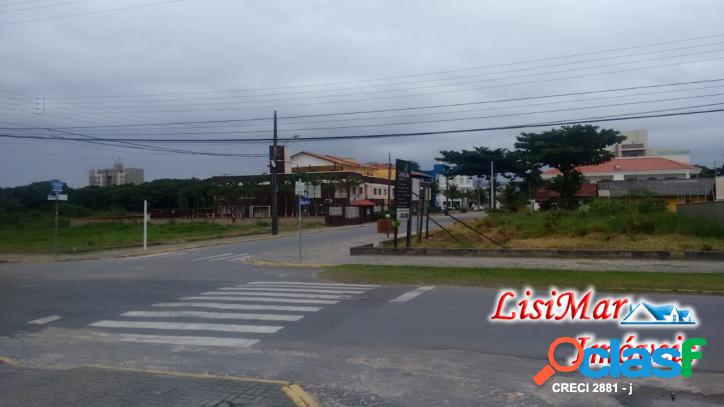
[541,157,701,183]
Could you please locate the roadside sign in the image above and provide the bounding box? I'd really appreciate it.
[294,181,305,196]
[394,159,412,210]
[299,197,310,205]
[51,179,64,193]
[47,194,68,201]
[396,208,410,220]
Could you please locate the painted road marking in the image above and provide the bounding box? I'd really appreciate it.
[193,253,233,261]
[121,310,304,322]
[248,281,378,288]
[208,254,244,262]
[180,296,339,304]
[199,291,350,300]
[153,302,323,312]
[223,287,365,294]
[89,320,283,334]
[224,254,250,262]
[389,286,436,303]
[27,315,62,325]
[120,252,176,260]
[93,333,259,348]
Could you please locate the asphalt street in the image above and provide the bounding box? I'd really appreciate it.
[1,217,723,406]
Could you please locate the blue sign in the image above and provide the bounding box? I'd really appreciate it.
[299,197,310,206]
[51,179,64,193]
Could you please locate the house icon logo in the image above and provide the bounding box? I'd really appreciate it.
[621,302,696,326]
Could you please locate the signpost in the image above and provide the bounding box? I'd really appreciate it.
[394,159,413,247]
[47,179,66,257]
[295,181,306,263]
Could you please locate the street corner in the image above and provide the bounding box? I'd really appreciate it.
[0,362,320,407]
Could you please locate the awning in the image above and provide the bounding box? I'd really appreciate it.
[350,199,376,206]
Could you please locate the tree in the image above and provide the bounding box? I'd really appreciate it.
[515,125,624,209]
[499,182,529,212]
[695,164,724,178]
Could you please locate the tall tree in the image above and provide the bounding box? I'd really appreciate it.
[515,125,624,209]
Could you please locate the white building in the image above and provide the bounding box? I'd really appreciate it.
[89,161,144,187]
[608,129,691,163]
[433,174,482,208]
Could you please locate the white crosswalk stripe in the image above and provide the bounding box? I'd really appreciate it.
[121,310,304,322]
[224,254,250,262]
[153,302,322,312]
[199,291,350,300]
[86,280,374,349]
[93,333,259,348]
[180,296,339,304]
[247,281,378,288]
[90,320,283,333]
[220,287,365,294]
[193,253,233,261]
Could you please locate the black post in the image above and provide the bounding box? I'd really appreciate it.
[271,111,279,235]
[417,187,423,243]
[425,196,430,239]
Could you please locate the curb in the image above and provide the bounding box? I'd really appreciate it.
[282,383,322,407]
[0,355,20,367]
[247,257,332,269]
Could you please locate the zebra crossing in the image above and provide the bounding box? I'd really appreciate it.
[86,281,378,348]
[120,251,250,263]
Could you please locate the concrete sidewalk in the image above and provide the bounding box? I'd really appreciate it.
[0,361,317,407]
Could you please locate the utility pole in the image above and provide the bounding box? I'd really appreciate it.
[53,198,59,257]
[271,111,279,235]
[143,200,148,251]
[489,161,494,212]
[714,161,718,200]
[387,153,392,212]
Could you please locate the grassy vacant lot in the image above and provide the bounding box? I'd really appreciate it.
[320,264,724,294]
[0,212,322,253]
[417,198,724,253]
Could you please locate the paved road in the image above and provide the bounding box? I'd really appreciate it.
[1,216,723,406]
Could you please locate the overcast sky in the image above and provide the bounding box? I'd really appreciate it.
[1,0,724,187]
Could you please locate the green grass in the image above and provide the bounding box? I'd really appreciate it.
[413,198,724,253]
[0,212,323,253]
[319,264,724,294]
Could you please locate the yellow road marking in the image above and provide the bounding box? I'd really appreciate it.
[283,383,322,407]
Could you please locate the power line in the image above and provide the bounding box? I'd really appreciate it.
[0,0,184,26]
[52,50,724,113]
[5,77,723,131]
[60,54,724,115]
[0,0,94,15]
[52,40,724,105]
[45,32,724,99]
[17,91,724,137]
[3,105,723,143]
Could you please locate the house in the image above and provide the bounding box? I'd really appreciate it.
[621,302,695,325]
[534,183,598,209]
[211,149,429,221]
[541,157,701,183]
[597,178,714,211]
